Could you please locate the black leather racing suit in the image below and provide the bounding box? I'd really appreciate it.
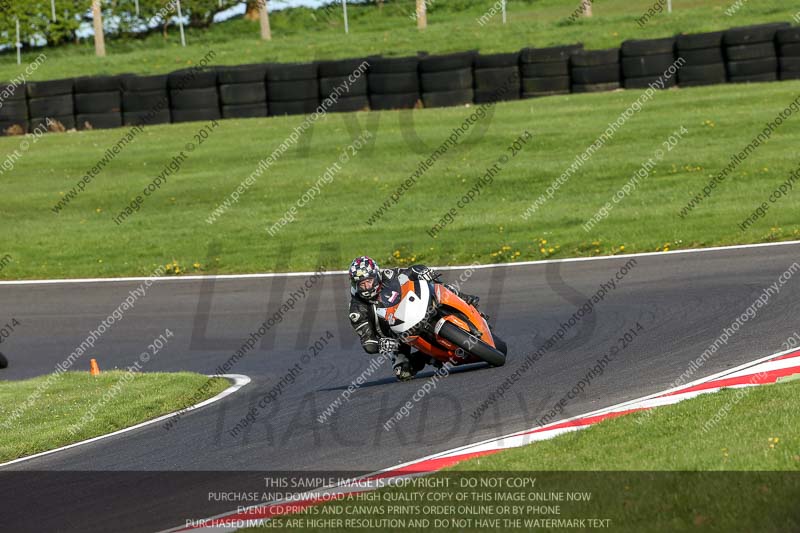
[348,265,478,373]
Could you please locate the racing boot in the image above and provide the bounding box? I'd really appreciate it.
[409,352,431,374]
[392,351,415,382]
[445,284,480,308]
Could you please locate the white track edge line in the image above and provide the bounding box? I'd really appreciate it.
[0,374,251,469]
[1,240,798,286]
[164,346,800,532]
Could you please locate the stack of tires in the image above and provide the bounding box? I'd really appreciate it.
[169,69,220,123]
[218,64,268,119]
[473,53,520,103]
[519,44,583,98]
[267,63,319,116]
[777,27,800,81]
[723,23,789,83]
[519,44,581,99]
[368,56,420,110]
[74,76,122,130]
[27,79,74,131]
[0,83,28,134]
[676,31,727,87]
[318,59,369,113]
[621,37,677,89]
[121,74,171,126]
[570,49,620,93]
[419,51,475,108]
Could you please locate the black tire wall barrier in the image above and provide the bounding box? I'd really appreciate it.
[368,55,420,110]
[621,36,677,89]
[571,48,621,93]
[74,75,123,130]
[27,78,75,131]
[1,21,799,135]
[121,74,171,126]
[520,43,581,99]
[420,51,476,108]
[677,31,726,87]
[219,64,268,119]
[779,27,800,80]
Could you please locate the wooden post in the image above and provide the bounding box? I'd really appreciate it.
[259,0,271,40]
[92,0,106,57]
[416,0,426,29]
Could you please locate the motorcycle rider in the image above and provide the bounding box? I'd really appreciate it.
[348,255,480,381]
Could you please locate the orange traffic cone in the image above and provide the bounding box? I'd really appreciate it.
[90,358,100,376]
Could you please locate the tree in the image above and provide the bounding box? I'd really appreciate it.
[0,0,84,48]
[245,0,260,21]
[259,1,271,40]
[416,0,426,29]
[92,0,106,56]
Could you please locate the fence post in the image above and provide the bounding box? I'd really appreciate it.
[342,0,349,34]
[176,0,186,47]
[15,18,21,65]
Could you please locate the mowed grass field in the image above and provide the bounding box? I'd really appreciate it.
[0,371,229,462]
[242,380,800,532]
[0,0,797,81]
[1,80,800,279]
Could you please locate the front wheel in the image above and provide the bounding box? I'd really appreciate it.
[438,322,506,367]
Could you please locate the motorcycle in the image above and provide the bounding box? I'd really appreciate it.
[376,273,507,367]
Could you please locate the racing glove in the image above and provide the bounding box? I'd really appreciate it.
[379,337,400,356]
[411,265,440,282]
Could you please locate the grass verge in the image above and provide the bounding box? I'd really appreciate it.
[0,371,229,463]
[2,81,800,279]
[242,380,800,532]
[0,0,797,81]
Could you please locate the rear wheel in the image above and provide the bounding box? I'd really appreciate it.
[0,352,7,369]
[438,322,506,367]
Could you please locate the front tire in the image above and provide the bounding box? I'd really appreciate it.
[438,322,506,367]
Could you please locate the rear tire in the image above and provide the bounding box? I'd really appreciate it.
[0,352,7,369]
[438,322,506,367]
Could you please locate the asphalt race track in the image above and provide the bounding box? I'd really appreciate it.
[1,242,799,532]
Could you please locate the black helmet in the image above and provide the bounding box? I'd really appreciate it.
[349,256,381,300]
